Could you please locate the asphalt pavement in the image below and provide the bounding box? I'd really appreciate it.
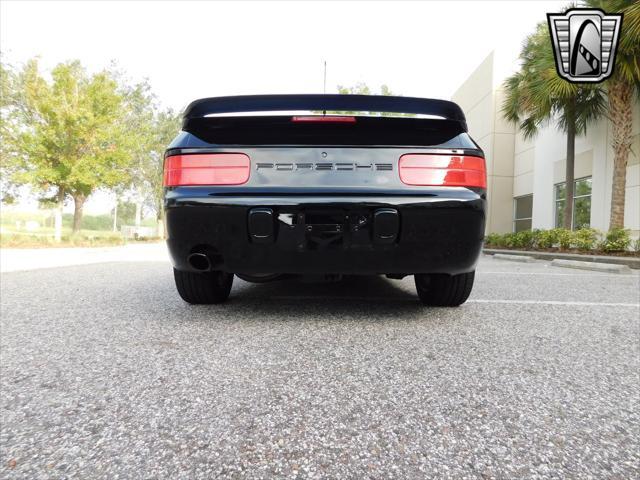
[1,246,639,479]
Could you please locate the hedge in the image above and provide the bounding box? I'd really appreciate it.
[484,228,638,253]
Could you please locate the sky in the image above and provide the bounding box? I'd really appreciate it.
[1,0,567,214]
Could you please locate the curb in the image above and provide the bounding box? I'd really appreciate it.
[493,253,536,263]
[550,259,632,274]
[483,249,640,269]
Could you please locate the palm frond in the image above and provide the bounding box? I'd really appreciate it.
[582,0,640,86]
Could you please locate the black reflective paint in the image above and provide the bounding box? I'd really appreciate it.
[184,94,467,128]
[165,190,486,276]
[182,116,471,147]
[165,96,485,276]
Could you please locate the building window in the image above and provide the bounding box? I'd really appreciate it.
[554,177,592,229]
[514,195,533,232]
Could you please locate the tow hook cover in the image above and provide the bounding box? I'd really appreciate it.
[248,208,274,243]
[373,208,399,244]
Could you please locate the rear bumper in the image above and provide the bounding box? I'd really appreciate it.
[165,188,486,275]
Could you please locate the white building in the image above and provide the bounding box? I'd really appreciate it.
[452,51,640,237]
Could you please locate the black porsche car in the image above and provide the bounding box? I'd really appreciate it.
[163,95,486,306]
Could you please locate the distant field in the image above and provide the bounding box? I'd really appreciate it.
[1,210,158,230]
[0,229,125,248]
[0,210,160,247]
[0,227,162,248]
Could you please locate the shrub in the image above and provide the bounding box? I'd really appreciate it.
[502,232,516,248]
[530,229,543,248]
[536,228,559,249]
[572,228,599,251]
[80,214,113,231]
[484,233,503,247]
[488,233,512,248]
[511,230,535,249]
[484,228,636,254]
[0,231,125,248]
[502,233,518,248]
[556,228,573,250]
[600,228,631,252]
[0,233,58,248]
[68,232,124,246]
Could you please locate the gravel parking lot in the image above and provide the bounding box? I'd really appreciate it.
[1,246,639,478]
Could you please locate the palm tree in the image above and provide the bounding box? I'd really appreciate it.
[583,0,640,229]
[503,22,606,229]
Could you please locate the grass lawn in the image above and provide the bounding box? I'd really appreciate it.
[0,227,160,248]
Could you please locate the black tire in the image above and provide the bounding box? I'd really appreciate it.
[173,268,233,304]
[414,271,475,306]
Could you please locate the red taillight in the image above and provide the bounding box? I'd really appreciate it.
[291,116,356,123]
[163,153,250,186]
[399,154,486,188]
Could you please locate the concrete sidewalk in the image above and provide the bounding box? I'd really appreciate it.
[0,242,169,273]
[484,248,640,269]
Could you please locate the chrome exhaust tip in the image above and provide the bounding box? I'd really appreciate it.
[187,252,211,272]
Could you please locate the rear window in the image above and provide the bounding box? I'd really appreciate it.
[183,116,474,147]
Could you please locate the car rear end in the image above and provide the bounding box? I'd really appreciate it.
[164,95,486,305]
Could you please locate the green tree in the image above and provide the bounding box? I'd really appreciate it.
[583,0,640,229]
[330,82,410,116]
[147,110,180,224]
[113,200,136,228]
[337,82,373,96]
[118,77,179,229]
[114,79,156,228]
[502,21,606,229]
[0,59,20,204]
[1,59,134,238]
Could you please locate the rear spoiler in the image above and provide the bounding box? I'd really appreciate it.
[183,94,468,132]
